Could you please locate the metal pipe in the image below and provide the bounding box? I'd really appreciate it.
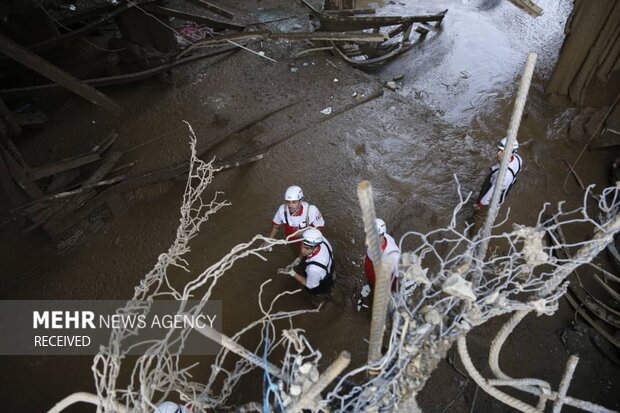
[552,356,579,413]
[357,181,393,364]
[477,52,537,259]
[284,351,351,413]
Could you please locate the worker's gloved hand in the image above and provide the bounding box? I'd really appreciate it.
[260,241,273,252]
[290,257,302,268]
[277,267,296,277]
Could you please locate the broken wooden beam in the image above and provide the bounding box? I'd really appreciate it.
[2,0,155,58]
[0,33,122,114]
[323,8,376,16]
[28,152,101,181]
[182,0,235,19]
[142,4,245,30]
[0,45,239,98]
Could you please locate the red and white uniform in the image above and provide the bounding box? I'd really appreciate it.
[305,238,334,289]
[480,154,523,206]
[272,201,324,238]
[364,233,400,287]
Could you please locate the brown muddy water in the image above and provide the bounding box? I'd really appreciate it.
[0,0,619,411]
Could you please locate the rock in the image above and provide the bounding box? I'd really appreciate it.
[290,67,299,73]
[393,74,405,81]
[320,107,332,115]
[385,81,398,91]
[292,24,303,30]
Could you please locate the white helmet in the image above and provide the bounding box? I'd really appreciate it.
[155,402,190,413]
[376,218,386,235]
[302,228,323,247]
[498,137,519,152]
[284,185,303,201]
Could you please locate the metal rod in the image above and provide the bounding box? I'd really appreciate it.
[457,336,541,413]
[284,351,351,413]
[477,52,537,259]
[357,181,391,363]
[552,355,579,413]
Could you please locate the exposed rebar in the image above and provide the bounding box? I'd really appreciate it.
[477,52,537,259]
[357,181,392,364]
[552,356,579,413]
[457,336,541,413]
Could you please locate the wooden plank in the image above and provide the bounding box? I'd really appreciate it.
[0,33,122,114]
[182,0,235,19]
[28,152,101,180]
[40,152,122,233]
[142,5,245,30]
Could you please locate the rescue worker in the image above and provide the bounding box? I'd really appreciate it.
[471,137,523,235]
[268,185,325,242]
[283,228,335,295]
[363,218,400,290]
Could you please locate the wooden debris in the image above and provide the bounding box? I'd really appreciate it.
[0,33,122,114]
[296,0,447,66]
[182,0,235,20]
[142,4,245,31]
[1,46,240,98]
[563,159,586,190]
[508,0,543,17]
[28,153,101,181]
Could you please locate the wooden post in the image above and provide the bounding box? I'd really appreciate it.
[0,33,122,115]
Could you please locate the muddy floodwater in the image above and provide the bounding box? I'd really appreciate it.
[0,0,619,411]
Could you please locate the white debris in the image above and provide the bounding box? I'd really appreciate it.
[516,227,549,267]
[361,284,371,298]
[333,78,339,82]
[290,384,302,396]
[385,81,398,91]
[352,92,358,97]
[299,362,312,375]
[258,51,265,56]
[401,252,430,285]
[320,107,332,115]
[483,291,499,305]
[442,273,476,301]
[532,299,551,315]
[422,306,442,325]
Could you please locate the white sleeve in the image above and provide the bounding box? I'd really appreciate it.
[479,168,498,206]
[272,205,286,225]
[305,265,323,289]
[308,205,325,228]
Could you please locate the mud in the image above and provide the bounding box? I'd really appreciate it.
[0,0,619,411]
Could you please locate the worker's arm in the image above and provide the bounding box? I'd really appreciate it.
[268,223,280,239]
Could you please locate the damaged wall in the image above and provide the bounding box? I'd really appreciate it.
[546,0,620,108]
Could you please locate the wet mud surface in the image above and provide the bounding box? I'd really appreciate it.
[0,0,619,411]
